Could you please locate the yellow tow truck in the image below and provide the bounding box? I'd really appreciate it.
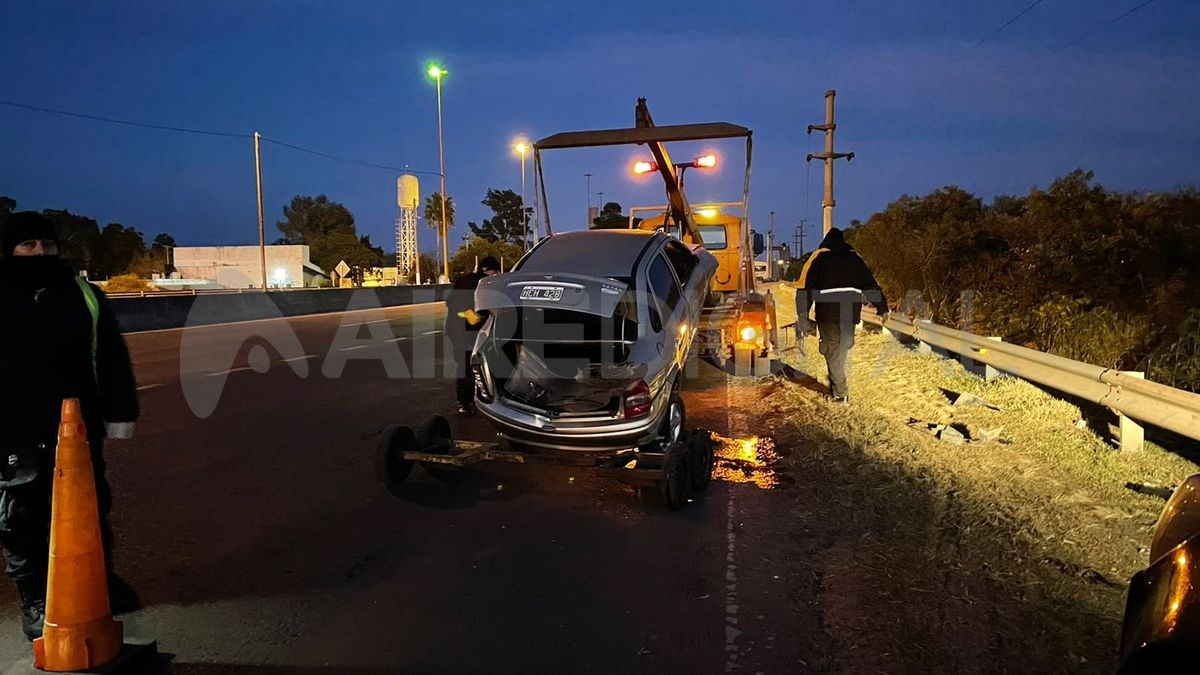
[534,97,779,375]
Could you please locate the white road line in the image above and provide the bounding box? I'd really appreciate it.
[127,301,443,335]
[725,492,742,673]
[136,383,164,392]
[387,336,410,343]
[724,373,751,672]
[205,366,254,378]
[340,345,369,351]
[423,330,442,335]
[282,354,317,363]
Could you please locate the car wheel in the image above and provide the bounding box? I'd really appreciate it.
[415,415,462,482]
[661,440,693,510]
[688,429,715,492]
[377,424,416,491]
[659,393,687,448]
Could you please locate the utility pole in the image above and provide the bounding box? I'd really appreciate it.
[253,131,267,291]
[806,90,854,236]
[767,210,775,281]
[794,218,807,257]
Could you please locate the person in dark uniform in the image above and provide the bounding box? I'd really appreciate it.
[796,227,888,403]
[445,256,500,414]
[0,212,140,640]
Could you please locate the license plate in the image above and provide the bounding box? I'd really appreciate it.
[520,285,564,301]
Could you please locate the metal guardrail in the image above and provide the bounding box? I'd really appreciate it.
[104,285,445,299]
[861,308,1200,444]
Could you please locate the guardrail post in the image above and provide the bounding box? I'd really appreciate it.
[1117,371,1146,452]
[962,336,1001,381]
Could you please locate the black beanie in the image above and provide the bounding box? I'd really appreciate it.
[479,256,501,272]
[1,211,60,260]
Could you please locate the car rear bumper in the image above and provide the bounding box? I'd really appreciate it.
[476,390,667,452]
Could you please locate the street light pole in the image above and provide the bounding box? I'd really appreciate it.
[515,141,529,252]
[429,64,450,282]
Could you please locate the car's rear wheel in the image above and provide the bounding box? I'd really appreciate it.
[660,392,686,447]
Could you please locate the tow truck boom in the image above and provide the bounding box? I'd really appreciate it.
[634,98,698,244]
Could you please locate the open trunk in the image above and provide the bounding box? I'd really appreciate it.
[476,273,646,415]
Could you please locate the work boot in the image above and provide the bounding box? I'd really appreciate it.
[107,572,142,615]
[20,599,44,641]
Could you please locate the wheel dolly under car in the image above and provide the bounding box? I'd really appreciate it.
[377,415,716,510]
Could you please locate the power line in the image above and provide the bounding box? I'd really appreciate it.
[974,0,1048,47]
[0,98,250,139]
[1053,0,1160,52]
[259,137,442,177]
[0,97,441,176]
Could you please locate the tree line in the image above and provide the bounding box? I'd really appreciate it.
[845,169,1200,391]
[0,196,176,280]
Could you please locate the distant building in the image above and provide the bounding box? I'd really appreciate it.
[359,266,400,288]
[173,245,326,289]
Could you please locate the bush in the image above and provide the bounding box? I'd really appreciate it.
[1150,310,1200,392]
[104,274,156,293]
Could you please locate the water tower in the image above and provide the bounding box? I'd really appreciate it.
[397,174,420,284]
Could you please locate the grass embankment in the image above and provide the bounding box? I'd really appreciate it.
[745,284,1198,672]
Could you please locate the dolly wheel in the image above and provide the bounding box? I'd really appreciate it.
[661,440,694,510]
[416,415,461,482]
[689,429,715,492]
[377,424,416,491]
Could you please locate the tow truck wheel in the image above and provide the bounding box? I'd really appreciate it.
[416,415,461,482]
[688,429,715,492]
[377,424,416,490]
[661,440,694,510]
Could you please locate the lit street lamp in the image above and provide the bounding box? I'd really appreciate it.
[513,139,530,252]
[427,63,450,282]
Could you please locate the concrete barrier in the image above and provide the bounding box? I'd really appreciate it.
[110,286,451,332]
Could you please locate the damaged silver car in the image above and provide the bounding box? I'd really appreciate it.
[471,229,716,452]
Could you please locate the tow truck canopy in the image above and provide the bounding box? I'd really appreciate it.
[535,122,751,150]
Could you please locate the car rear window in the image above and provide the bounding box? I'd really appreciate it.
[515,234,645,279]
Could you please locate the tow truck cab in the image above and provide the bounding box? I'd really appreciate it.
[637,208,743,295]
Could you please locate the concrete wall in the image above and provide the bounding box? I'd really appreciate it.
[174,245,320,289]
[110,285,451,333]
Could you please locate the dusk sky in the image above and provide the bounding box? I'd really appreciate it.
[2,0,1197,259]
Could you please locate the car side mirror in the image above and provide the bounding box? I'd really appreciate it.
[752,232,765,256]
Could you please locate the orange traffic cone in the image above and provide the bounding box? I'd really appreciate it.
[33,399,123,671]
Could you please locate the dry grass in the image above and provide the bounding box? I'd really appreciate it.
[745,284,1199,672]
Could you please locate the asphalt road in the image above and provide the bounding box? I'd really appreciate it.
[0,303,815,674]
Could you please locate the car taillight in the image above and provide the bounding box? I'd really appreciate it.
[472,361,492,403]
[624,380,652,419]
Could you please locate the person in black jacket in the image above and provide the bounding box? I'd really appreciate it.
[795,228,888,403]
[445,255,500,414]
[0,212,140,640]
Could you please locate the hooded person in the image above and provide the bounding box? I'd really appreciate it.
[795,228,888,402]
[444,255,501,413]
[0,211,141,640]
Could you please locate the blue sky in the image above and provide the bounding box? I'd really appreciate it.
[2,0,1197,258]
